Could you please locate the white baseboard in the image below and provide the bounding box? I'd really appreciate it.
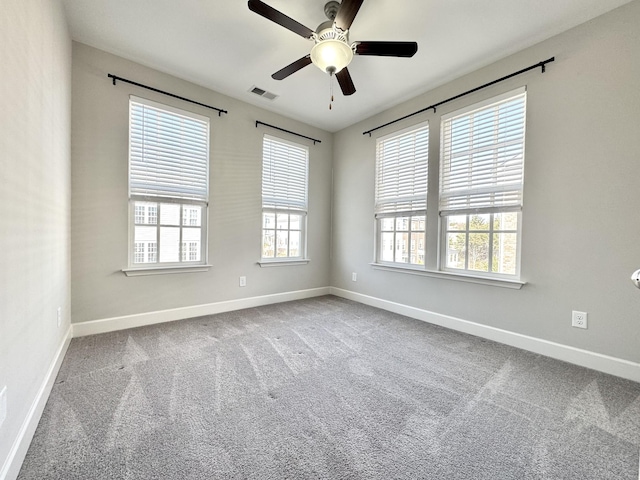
[330,287,640,383]
[0,326,72,480]
[74,286,640,382]
[72,287,332,337]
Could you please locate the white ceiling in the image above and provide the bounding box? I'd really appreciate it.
[62,0,632,132]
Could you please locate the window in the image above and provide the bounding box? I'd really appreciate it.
[440,88,526,277]
[261,135,308,261]
[375,122,429,265]
[128,96,209,268]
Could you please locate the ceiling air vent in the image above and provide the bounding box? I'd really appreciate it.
[249,86,278,101]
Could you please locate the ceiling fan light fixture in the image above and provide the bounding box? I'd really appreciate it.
[310,39,354,74]
[248,0,418,97]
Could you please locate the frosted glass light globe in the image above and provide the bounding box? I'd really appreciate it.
[310,39,353,74]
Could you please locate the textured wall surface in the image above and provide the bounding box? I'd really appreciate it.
[0,0,72,476]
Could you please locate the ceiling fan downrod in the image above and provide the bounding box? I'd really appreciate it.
[324,1,340,21]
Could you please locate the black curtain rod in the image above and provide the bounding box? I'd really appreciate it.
[363,57,555,137]
[255,121,322,145]
[107,74,228,116]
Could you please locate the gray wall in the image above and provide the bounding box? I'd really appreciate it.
[331,1,640,364]
[71,43,333,323]
[0,0,72,474]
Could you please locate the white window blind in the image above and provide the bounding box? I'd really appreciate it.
[375,123,429,217]
[129,96,209,202]
[262,135,308,212]
[440,88,526,215]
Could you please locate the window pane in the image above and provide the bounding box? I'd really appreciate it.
[148,242,157,263]
[135,205,144,224]
[182,205,201,226]
[149,205,158,225]
[182,228,201,262]
[494,212,518,231]
[262,212,305,260]
[134,202,158,225]
[182,227,200,242]
[380,232,394,262]
[380,218,394,231]
[160,203,180,226]
[446,233,466,269]
[493,233,518,274]
[411,216,425,232]
[289,214,301,231]
[159,227,180,262]
[396,232,409,263]
[396,217,409,231]
[444,212,519,276]
[181,241,200,262]
[188,242,199,261]
[446,215,466,231]
[135,225,156,242]
[263,212,275,229]
[276,230,289,257]
[289,231,301,257]
[276,213,289,230]
[263,230,275,258]
[468,233,489,271]
[134,226,157,263]
[187,242,200,262]
[411,232,425,265]
[469,214,490,231]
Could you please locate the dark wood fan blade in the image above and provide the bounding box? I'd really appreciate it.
[336,67,356,96]
[354,41,418,57]
[248,0,314,39]
[272,55,313,80]
[334,0,364,31]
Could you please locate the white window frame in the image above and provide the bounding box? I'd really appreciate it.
[439,87,526,279]
[442,212,522,278]
[260,134,309,266]
[124,96,211,276]
[374,121,429,267]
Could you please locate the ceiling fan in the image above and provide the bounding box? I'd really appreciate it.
[248,0,418,97]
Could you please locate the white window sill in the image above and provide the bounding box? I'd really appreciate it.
[122,265,213,277]
[258,259,310,268]
[370,263,526,289]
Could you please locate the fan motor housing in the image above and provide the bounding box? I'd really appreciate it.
[315,22,349,43]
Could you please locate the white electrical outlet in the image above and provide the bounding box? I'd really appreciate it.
[239,276,246,287]
[57,307,61,327]
[572,311,588,329]
[352,272,357,282]
[0,386,7,429]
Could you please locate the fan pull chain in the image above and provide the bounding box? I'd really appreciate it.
[329,74,334,110]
